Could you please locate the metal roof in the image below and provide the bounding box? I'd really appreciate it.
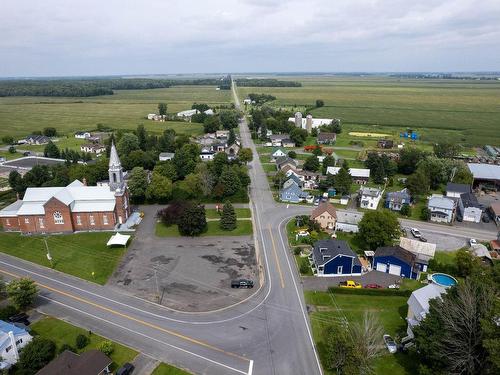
[428,196,454,210]
[467,163,500,180]
[326,167,370,178]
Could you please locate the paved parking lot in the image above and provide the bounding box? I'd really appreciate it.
[302,271,403,291]
[108,205,259,312]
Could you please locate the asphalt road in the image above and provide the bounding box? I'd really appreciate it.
[0,81,497,375]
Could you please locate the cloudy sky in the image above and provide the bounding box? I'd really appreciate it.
[1,0,499,76]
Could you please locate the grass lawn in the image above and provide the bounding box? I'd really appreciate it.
[262,163,277,173]
[31,317,138,371]
[333,149,360,160]
[432,250,457,267]
[155,220,253,237]
[0,232,128,284]
[0,150,23,161]
[295,254,313,276]
[305,290,417,375]
[152,363,193,375]
[205,208,251,219]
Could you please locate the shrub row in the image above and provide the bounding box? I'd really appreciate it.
[328,286,412,297]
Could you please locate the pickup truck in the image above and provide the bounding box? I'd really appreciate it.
[339,280,362,288]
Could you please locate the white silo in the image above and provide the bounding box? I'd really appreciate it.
[306,114,313,133]
[294,112,303,128]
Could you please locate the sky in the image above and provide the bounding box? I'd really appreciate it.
[1,0,500,77]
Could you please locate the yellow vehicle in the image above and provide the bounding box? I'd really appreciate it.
[339,280,362,288]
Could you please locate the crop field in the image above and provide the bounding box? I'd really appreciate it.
[0,85,231,139]
[237,76,500,146]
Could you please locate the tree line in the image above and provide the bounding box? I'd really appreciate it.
[235,79,301,87]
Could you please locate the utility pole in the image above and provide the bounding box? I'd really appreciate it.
[153,267,160,303]
[44,237,53,268]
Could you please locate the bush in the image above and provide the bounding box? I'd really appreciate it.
[18,337,56,373]
[157,201,192,226]
[288,151,297,159]
[420,207,431,221]
[328,286,412,297]
[59,343,76,354]
[293,247,301,255]
[299,261,310,274]
[97,340,114,356]
[75,334,89,349]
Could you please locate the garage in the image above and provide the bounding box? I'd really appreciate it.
[389,264,402,276]
[376,262,387,272]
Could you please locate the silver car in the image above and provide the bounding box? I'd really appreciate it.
[383,334,397,354]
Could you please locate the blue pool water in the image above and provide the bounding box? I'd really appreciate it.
[431,273,457,287]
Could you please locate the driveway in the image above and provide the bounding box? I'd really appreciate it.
[302,271,403,291]
[107,205,259,312]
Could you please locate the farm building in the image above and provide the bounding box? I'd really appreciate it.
[310,239,362,277]
[326,167,370,184]
[80,144,106,154]
[467,163,500,189]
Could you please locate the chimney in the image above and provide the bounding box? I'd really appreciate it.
[306,115,313,134]
[8,331,19,361]
[82,178,87,186]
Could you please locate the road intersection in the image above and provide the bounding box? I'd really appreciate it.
[0,82,496,375]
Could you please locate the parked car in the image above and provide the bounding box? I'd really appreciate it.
[339,280,362,288]
[388,284,400,289]
[116,363,134,375]
[469,238,478,247]
[8,313,30,326]
[383,334,398,354]
[364,283,382,289]
[231,279,254,289]
[410,228,422,238]
[305,195,314,204]
[313,197,320,206]
[419,236,428,243]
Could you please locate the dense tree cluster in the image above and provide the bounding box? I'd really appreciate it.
[247,93,276,104]
[357,210,400,250]
[249,106,294,137]
[235,79,301,87]
[364,152,397,184]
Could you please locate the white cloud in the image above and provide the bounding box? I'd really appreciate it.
[0,0,499,75]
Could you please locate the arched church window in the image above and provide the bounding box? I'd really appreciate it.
[53,211,64,225]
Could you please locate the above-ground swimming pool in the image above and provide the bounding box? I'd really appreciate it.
[430,273,458,287]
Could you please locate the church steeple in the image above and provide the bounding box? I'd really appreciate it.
[108,142,124,192]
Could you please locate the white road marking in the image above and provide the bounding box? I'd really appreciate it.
[277,217,324,375]
[39,295,248,375]
[247,360,254,375]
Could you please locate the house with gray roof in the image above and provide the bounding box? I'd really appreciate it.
[335,211,363,233]
[309,239,362,277]
[445,182,471,198]
[459,192,483,223]
[427,195,456,223]
[283,174,302,189]
[280,181,308,203]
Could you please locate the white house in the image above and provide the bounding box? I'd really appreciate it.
[200,149,215,161]
[271,147,287,161]
[177,109,199,118]
[0,320,33,369]
[75,132,91,139]
[428,196,455,223]
[80,144,106,154]
[459,192,483,223]
[159,152,174,161]
[359,187,383,210]
[335,211,363,233]
[406,284,446,337]
[204,109,214,115]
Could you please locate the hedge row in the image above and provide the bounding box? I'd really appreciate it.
[328,286,412,297]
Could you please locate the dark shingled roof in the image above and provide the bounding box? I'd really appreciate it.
[312,239,361,267]
[460,192,481,209]
[374,245,416,265]
[36,350,112,375]
[446,183,471,194]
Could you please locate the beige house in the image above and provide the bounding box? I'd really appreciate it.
[310,201,337,231]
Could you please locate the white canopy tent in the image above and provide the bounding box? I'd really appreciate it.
[107,232,130,247]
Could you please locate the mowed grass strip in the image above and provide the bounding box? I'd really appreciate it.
[305,290,416,375]
[155,220,253,237]
[0,232,128,284]
[152,363,193,375]
[31,317,138,371]
[205,208,251,219]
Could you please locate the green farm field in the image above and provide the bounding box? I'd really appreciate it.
[237,76,500,146]
[0,85,231,139]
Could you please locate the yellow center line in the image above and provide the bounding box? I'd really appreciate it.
[268,226,285,288]
[0,268,249,363]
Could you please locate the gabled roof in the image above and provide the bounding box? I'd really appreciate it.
[312,239,360,266]
[428,196,454,210]
[359,186,382,197]
[467,163,500,180]
[36,350,112,375]
[317,132,336,141]
[386,188,411,201]
[446,182,471,194]
[276,156,297,168]
[285,174,301,185]
[282,183,307,197]
[271,147,286,155]
[374,245,416,265]
[408,284,446,322]
[460,192,481,209]
[326,167,370,178]
[311,201,337,220]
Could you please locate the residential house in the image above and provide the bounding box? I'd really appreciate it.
[445,182,471,198]
[159,152,174,161]
[310,202,337,231]
[270,147,287,161]
[147,114,166,121]
[80,144,106,154]
[385,188,411,211]
[459,192,483,223]
[326,167,370,184]
[335,211,362,233]
[0,320,33,369]
[317,132,337,145]
[309,239,362,277]
[177,109,200,119]
[377,139,394,149]
[24,135,50,145]
[406,284,447,337]
[374,246,422,280]
[0,143,131,233]
[399,237,435,270]
[225,143,240,159]
[74,131,91,139]
[427,196,455,223]
[87,135,101,143]
[269,134,289,147]
[283,174,303,189]
[200,148,215,161]
[282,139,296,148]
[276,156,298,171]
[490,202,500,226]
[36,350,112,375]
[280,181,308,203]
[297,170,320,189]
[359,187,383,210]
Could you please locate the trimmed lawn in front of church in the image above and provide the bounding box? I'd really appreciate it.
[0,232,129,284]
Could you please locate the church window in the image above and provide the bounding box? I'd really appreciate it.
[53,211,64,224]
[38,218,45,228]
[24,218,29,224]
[89,215,95,226]
[113,173,117,183]
[76,215,82,225]
[103,215,108,225]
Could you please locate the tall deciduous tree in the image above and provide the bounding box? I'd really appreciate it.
[357,210,400,250]
[145,172,172,203]
[18,337,56,373]
[289,128,308,147]
[238,148,253,164]
[128,167,148,201]
[178,204,207,236]
[117,133,140,156]
[7,277,38,310]
[136,124,147,150]
[220,202,237,230]
[303,155,320,172]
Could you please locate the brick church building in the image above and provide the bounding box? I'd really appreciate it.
[0,143,131,234]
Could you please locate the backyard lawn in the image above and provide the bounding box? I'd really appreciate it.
[155,220,253,237]
[152,363,193,375]
[305,290,418,375]
[31,317,138,371]
[0,232,129,284]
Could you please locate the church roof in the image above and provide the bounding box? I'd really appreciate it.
[109,142,121,167]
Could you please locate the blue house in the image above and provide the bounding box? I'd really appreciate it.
[283,174,303,189]
[310,239,362,277]
[373,246,425,280]
[385,188,411,211]
[280,182,308,203]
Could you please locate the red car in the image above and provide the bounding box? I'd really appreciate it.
[364,283,383,289]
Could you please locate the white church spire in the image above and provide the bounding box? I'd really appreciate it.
[108,142,124,192]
